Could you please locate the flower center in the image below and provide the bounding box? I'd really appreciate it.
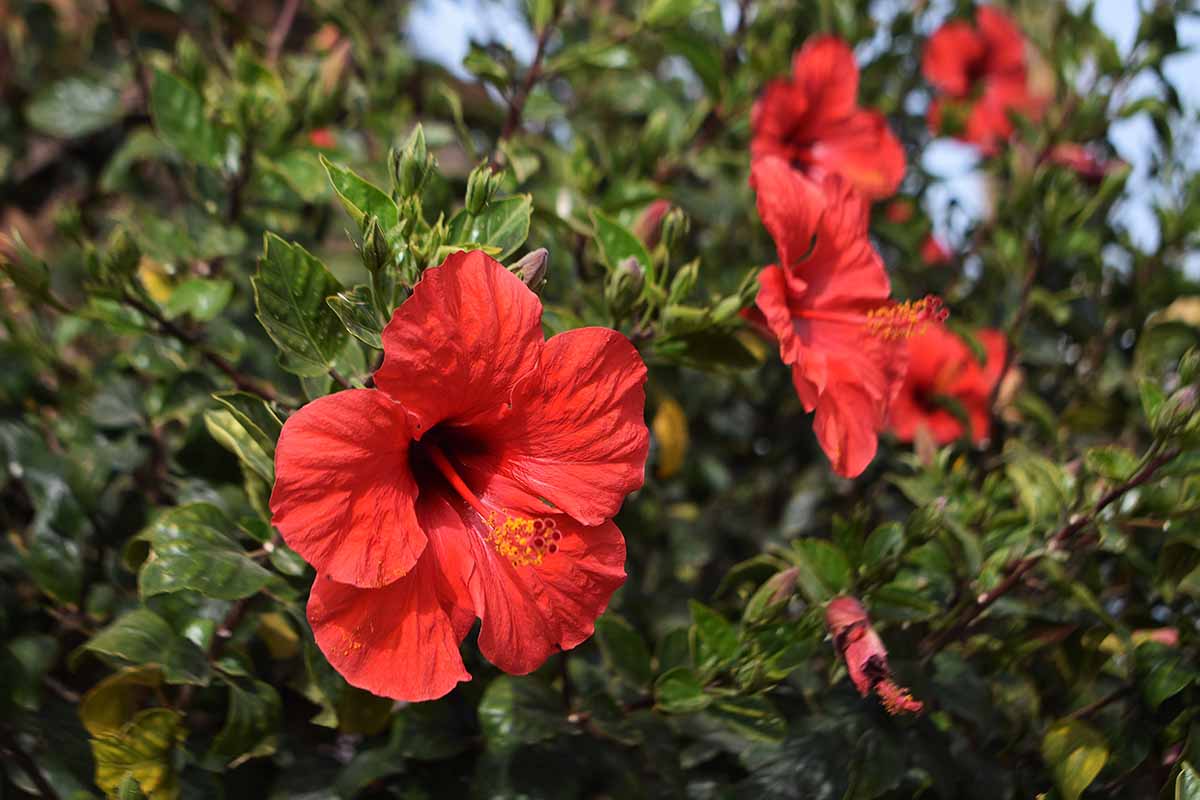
[796,295,948,340]
[424,442,559,567]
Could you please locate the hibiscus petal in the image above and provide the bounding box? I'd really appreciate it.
[811,379,882,478]
[308,559,470,702]
[271,389,425,588]
[466,327,649,526]
[419,490,626,676]
[806,109,906,200]
[750,156,826,270]
[977,6,1028,75]
[374,250,543,434]
[750,80,807,162]
[805,175,892,308]
[792,36,859,123]
[921,20,985,97]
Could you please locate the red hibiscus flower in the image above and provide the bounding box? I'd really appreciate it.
[922,7,1046,153]
[270,251,649,701]
[888,326,1007,445]
[751,156,945,478]
[1044,143,1125,184]
[920,234,953,266]
[826,596,923,715]
[752,36,906,200]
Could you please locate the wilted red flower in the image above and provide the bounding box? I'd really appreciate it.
[752,36,906,200]
[308,128,336,149]
[922,7,1045,152]
[1045,143,1125,184]
[751,156,945,477]
[826,596,923,715]
[271,251,649,701]
[920,234,953,266]
[888,326,1007,445]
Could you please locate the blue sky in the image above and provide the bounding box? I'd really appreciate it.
[405,0,1199,264]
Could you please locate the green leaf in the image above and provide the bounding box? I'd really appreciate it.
[447,194,534,261]
[477,676,567,750]
[1005,444,1070,523]
[707,695,786,743]
[594,613,654,688]
[1139,378,1167,428]
[137,503,278,601]
[27,76,124,138]
[150,70,228,168]
[1084,445,1140,480]
[1179,763,1200,800]
[327,285,384,349]
[320,155,398,231]
[655,667,710,713]
[641,0,708,27]
[789,540,851,603]
[1041,719,1109,800]
[90,708,185,800]
[163,278,233,322]
[590,209,654,276]
[204,408,274,484]
[689,601,739,674]
[77,609,210,685]
[1136,642,1196,710]
[253,234,347,377]
[207,678,281,768]
[862,522,905,568]
[212,392,283,450]
[654,330,761,371]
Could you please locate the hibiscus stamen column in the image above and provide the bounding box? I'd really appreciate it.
[424,442,560,567]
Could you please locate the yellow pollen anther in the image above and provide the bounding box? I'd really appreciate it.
[865,295,948,340]
[487,515,560,567]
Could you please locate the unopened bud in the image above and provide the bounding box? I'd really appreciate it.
[605,256,644,318]
[633,199,672,249]
[1158,385,1199,433]
[391,124,432,197]
[361,216,392,274]
[510,248,549,291]
[668,260,699,305]
[661,207,690,252]
[710,294,747,325]
[465,162,501,215]
[1179,347,1200,386]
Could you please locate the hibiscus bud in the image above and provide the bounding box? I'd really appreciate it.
[465,162,502,215]
[391,124,432,198]
[825,596,923,715]
[1179,347,1200,386]
[661,207,690,253]
[633,200,672,248]
[510,248,549,292]
[361,216,393,274]
[710,294,747,325]
[605,256,643,318]
[1157,385,1199,435]
[668,260,699,305]
[99,228,141,285]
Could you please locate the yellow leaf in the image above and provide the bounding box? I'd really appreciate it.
[91,708,186,800]
[653,397,688,479]
[137,256,174,304]
[80,665,163,737]
[256,612,300,660]
[1158,296,1200,327]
